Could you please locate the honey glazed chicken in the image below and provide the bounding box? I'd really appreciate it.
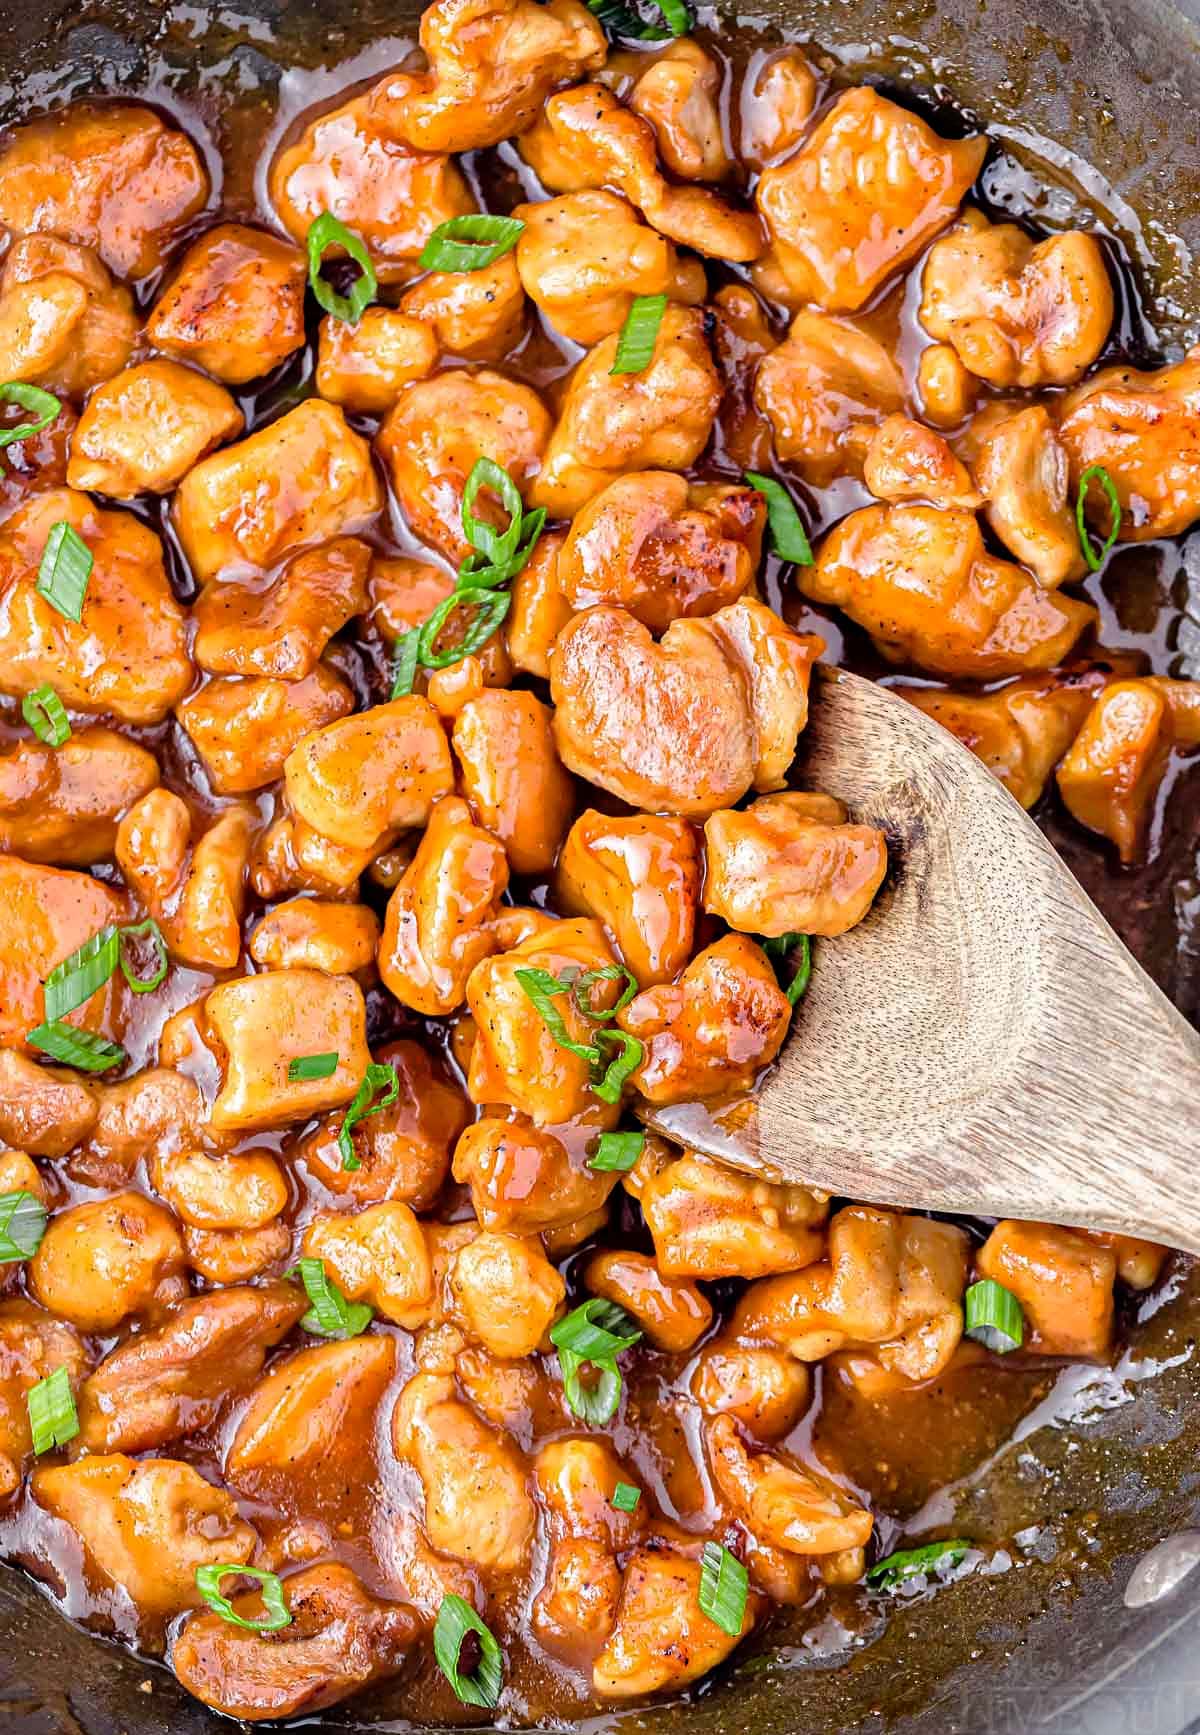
[0,0,1194,1722]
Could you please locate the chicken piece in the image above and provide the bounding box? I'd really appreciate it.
[178,667,354,797]
[863,413,981,511]
[0,726,158,865]
[558,473,762,632]
[0,1302,88,1494]
[734,1206,969,1382]
[639,1150,825,1279]
[901,671,1107,810]
[0,488,192,725]
[456,1343,567,1439]
[755,88,984,311]
[203,969,371,1133]
[452,1112,617,1235]
[67,1067,217,1191]
[976,1221,1116,1359]
[379,795,508,1016]
[399,254,526,361]
[448,1229,566,1357]
[452,690,574,876]
[585,1250,712,1352]
[250,898,380,974]
[269,82,473,284]
[1084,1231,1169,1292]
[0,234,137,399]
[0,1050,97,1159]
[154,1145,288,1233]
[507,531,574,677]
[315,308,438,412]
[1056,677,1200,862]
[804,504,1096,678]
[555,810,700,988]
[707,1412,873,1557]
[754,309,904,485]
[1058,348,1200,540]
[704,792,888,938]
[174,401,382,584]
[285,695,454,854]
[303,1204,434,1328]
[918,341,977,429]
[185,1222,290,1285]
[465,917,623,1126]
[514,191,705,347]
[920,214,1113,389]
[33,1456,256,1624]
[116,791,252,972]
[66,360,243,497]
[534,1437,642,1655]
[549,602,820,818]
[146,222,307,385]
[973,404,1086,588]
[366,555,510,693]
[0,854,127,1051]
[0,103,208,279]
[625,41,730,181]
[29,1193,186,1332]
[76,1284,304,1455]
[530,304,721,517]
[172,1562,421,1722]
[521,84,763,264]
[294,1038,466,1209]
[376,368,550,562]
[227,1336,397,1490]
[738,48,819,169]
[392,1371,536,1572]
[250,809,381,900]
[594,1545,758,1698]
[690,1340,811,1442]
[192,538,371,681]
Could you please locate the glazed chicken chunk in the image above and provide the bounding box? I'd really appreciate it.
[0,234,137,399]
[1058,347,1200,540]
[146,222,308,384]
[704,792,888,938]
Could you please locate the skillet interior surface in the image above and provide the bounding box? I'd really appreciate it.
[0,0,1198,1730]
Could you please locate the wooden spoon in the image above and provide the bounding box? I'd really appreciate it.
[643,665,1200,1254]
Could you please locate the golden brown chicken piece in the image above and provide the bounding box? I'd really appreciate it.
[0,854,127,1050]
[594,1545,760,1698]
[30,1193,186,1331]
[862,413,982,511]
[250,808,381,900]
[452,689,574,875]
[1058,347,1200,540]
[452,1112,618,1235]
[449,1229,566,1357]
[202,969,372,1132]
[755,88,984,310]
[315,308,439,412]
[555,809,700,987]
[249,898,380,975]
[558,473,762,631]
[0,1303,87,1496]
[754,309,905,485]
[506,531,574,678]
[0,1050,98,1158]
[637,1150,827,1276]
[514,191,705,346]
[738,48,819,168]
[707,1412,873,1558]
[586,1249,713,1352]
[0,103,208,279]
[398,254,527,361]
[973,404,1086,587]
[1056,677,1200,861]
[0,489,192,725]
[146,223,308,384]
[624,41,732,181]
[226,1335,397,1490]
[533,1437,642,1658]
[115,790,252,971]
[192,538,370,681]
[302,1204,434,1327]
[521,84,763,263]
[153,1143,288,1235]
[917,341,977,428]
[174,400,383,584]
[285,695,454,853]
[66,1067,219,1193]
[704,792,888,938]
[690,1338,812,1441]
[177,667,354,796]
[183,1222,290,1285]
[0,726,158,865]
[976,1221,1116,1358]
[0,235,137,399]
[377,368,550,560]
[920,213,1114,389]
[67,360,243,497]
[804,504,1096,678]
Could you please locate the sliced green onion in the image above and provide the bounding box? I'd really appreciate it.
[194,1564,292,1632]
[26,1022,125,1072]
[432,1593,503,1709]
[287,1256,373,1338]
[745,472,814,566]
[588,1130,645,1173]
[611,1481,641,1513]
[514,966,602,1066]
[761,931,812,1005]
[698,1541,748,1637]
[587,0,691,44]
[0,383,62,472]
[964,1278,1024,1353]
[416,586,511,671]
[559,1354,623,1424]
[338,1062,400,1170]
[117,919,169,995]
[289,1051,339,1083]
[1075,463,1121,572]
[390,627,421,699]
[0,1191,47,1262]
[420,214,525,274]
[306,212,377,324]
[36,521,93,623]
[27,1365,78,1454]
[461,457,525,569]
[458,506,546,591]
[21,684,70,746]
[611,293,667,376]
[866,1538,971,1589]
[551,1298,641,1425]
[591,1029,644,1104]
[572,963,639,1024]
[42,927,120,1023]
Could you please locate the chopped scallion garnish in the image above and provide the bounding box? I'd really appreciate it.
[591,1030,643,1104]
[761,931,812,1006]
[0,1191,47,1263]
[514,967,603,1066]
[550,1298,641,1426]
[433,1593,503,1709]
[0,382,62,471]
[21,683,70,746]
[25,1022,125,1073]
[287,1256,373,1338]
[588,1130,645,1173]
[865,1538,971,1590]
[36,521,93,623]
[416,586,512,670]
[611,1481,641,1513]
[419,214,525,274]
[698,1541,748,1636]
[338,1062,400,1170]
[40,917,169,1026]
[611,293,667,375]
[964,1278,1024,1353]
[461,457,525,570]
[116,919,169,995]
[288,1051,339,1083]
[27,1365,78,1454]
[194,1564,293,1632]
[390,627,421,699]
[587,0,691,42]
[305,212,377,324]
[745,472,814,566]
[572,964,639,1023]
[1075,463,1121,571]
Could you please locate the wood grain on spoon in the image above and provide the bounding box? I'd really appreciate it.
[643,665,1200,1254]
